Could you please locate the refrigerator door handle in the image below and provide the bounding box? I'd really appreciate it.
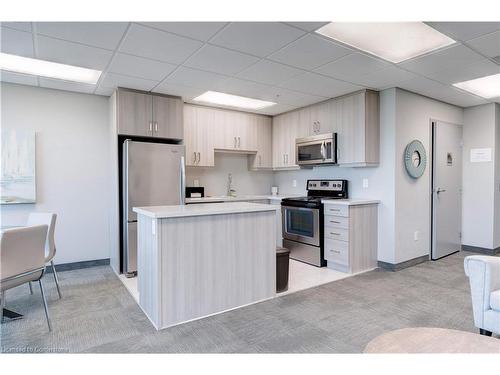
[179,156,186,205]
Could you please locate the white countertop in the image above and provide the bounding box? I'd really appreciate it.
[321,198,380,206]
[133,202,279,219]
[185,194,301,204]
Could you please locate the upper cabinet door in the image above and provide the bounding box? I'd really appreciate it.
[153,95,183,140]
[183,105,198,166]
[117,90,152,137]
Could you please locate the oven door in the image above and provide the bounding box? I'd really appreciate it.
[282,205,320,246]
[296,136,336,165]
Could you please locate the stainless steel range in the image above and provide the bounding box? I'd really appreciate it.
[281,179,348,267]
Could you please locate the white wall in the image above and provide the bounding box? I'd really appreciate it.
[1,83,111,264]
[394,89,463,263]
[186,153,274,196]
[462,103,499,250]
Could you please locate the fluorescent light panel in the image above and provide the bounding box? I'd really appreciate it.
[315,22,456,63]
[193,91,276,110]
[453,73,500,99]
[0,53,101,84]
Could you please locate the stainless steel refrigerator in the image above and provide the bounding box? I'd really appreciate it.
[122,140,185,276]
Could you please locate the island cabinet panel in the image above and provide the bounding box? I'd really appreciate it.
[137,209,276,330]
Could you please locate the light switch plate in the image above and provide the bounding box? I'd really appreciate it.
[414,231,419,241]
[292,179,297,187]
[363,178,369,188]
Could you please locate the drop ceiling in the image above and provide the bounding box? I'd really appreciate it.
[1,21,499,115]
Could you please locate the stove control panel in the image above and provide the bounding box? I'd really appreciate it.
[306,179,348,199]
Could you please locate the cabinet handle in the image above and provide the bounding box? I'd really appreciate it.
[286,154,289,164]
[329,220,341,224]
[197,152,201,164]
[330,232,341,236]
[259,155,262,166]
[154,122,158,133]
[329,249,341,254]
[329,208,341,212]
[283,154,285,164]
[238,137,241,148]
[149,122,153,133]
[317,121,320,133]
[193,152,197,164]
[234,137,237,148]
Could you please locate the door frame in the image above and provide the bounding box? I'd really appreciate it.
[429,119,462,261]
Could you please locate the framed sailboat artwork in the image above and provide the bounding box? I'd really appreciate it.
[1,130,36,204]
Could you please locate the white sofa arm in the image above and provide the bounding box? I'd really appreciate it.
[464,255,500,328]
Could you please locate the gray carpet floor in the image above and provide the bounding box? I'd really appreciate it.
[0,251,486,353]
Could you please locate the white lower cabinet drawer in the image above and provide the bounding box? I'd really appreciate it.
[324,215,349,229]
[324,239,349,266]
[324,204,349,217]
[324,227,349,241]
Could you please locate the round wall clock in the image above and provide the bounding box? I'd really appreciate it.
[404,140,426,179]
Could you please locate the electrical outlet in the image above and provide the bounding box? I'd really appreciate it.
[363,178,369,188]
[292,179,297,188]
[193,179,200,187]
[414,231,419,241]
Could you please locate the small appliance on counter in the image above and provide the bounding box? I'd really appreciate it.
[281,179,348,267]
[185,186,205,199]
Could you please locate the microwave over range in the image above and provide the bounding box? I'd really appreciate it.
[296,133,337,166]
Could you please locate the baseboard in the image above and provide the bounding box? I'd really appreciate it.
[378,254,429,271]
[462,245,500,256]
[46,258,110,273]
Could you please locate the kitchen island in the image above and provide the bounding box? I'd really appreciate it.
[133,202,278,330]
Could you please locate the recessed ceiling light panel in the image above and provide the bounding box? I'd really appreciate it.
[0,53,102,84]
[192,91,276,110]
[315,22,456,63]
[453,73,500,99]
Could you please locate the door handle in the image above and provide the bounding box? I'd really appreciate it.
[436,188,447,194]
[321,141,326,160]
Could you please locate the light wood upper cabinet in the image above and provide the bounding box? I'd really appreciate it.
[336,90,379,166]
[249,115,272,170]
[299,101,333,136]
[183,105,215,167]
[152,95,183,140]
[117,90,152,137]
[272,110,300,169]
[116,88,183,140]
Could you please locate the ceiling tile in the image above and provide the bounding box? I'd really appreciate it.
[285,22,329,32]
[36,22,128,50]
[164,66,228,88]
[37,35,113,70]
[315,53,391,81]
[356,66,418,89]
[0,70,38,86]
[39,77,95,94]
[279,72,362,98]
[210,22,305,57]
[212,77,272,99]
[467,30,500,58]
[426,22,500,41]
[100,72,158,91]
[399,44,484,76]
[258,87,327,107]
[138,22,227,42]
[184,44,259,75]
[1,22,32,32]
[398,77,457,103]
[236,59,304,85]
[0,27,34,57]
[153,82,205,100]
[268,34,353,70]
[95,86,115,96]
[120,23,203,64]
[424,59,500,84]
[109,53,176,81]
[443,87,488,107]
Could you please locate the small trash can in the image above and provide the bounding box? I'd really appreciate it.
[276,247,290,293]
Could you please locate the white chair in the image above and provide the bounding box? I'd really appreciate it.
[1,225,52,331]
[27,213,61,298]
[464,255,500,336]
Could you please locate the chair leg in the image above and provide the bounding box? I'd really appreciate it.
[479,329,492,336]
[28,282,33,295]
[0,291,5,324]
[51,260,62,299]
[38,280,52,332]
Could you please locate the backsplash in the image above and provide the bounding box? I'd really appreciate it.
[186,153,274,197]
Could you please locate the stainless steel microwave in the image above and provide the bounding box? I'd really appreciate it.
[296,133,337,166]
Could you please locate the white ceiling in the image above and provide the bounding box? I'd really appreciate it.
[1,21,499,115]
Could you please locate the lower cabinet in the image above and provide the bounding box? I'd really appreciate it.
[323,203,378,273]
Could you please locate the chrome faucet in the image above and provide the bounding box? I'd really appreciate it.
[227,173,236,197]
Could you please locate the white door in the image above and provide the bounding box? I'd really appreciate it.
[431,120,463,260]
